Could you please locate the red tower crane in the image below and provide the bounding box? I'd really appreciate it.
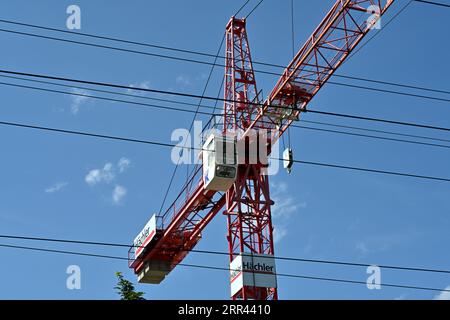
[129,0,395,299]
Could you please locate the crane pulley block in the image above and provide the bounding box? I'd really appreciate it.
[283,148,293,174]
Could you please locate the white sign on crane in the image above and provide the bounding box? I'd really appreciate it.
[229,253,277,297]
[133,214,157,259]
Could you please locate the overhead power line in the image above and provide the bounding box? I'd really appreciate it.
[0,242,449,294]
[0,243,126,261]
[292,158,450,183]
[327,81,450,103]
[0,17,448,96]
[0,81,215,116]
[333,74,450,96]
[0,74,216,110]
[307,109,450,133]
[1,68,449,133]
[158,33,226,214]
[245,0,265,19]
[0,21,448,101]
[2,72,450,149]
[0,118,450,183]
[294,124,450,150]
[2,234,450,275]
[2,75,450,150]
[299,119,450,144]
[0,27,226,67]
[413,0,450,8]
[347,0,413,61]
[235,0,252,16]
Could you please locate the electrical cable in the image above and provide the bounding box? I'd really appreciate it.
[5,73,450,151]
[0,118,449,183]
[0,74,217,110]
[0,68,449,133]
[3,73,450,148]
[293,124,450,149]
[347,0,413,61]
[298,119,450,144]
[0,18,447,96]
[245,0,265,19]
[4,75,450,152]
[0,27,448,103]
[0,242,449,294]
[1,234,450,275]
[158,33,225,214]
[0,81,215,116]
[413,0,450,8]
[235,0,252,16]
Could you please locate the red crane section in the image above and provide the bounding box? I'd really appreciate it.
[129,0,395,297]
[223,17,277,300]
[251,0,395,144]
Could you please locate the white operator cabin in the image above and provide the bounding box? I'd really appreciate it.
[202,134,238,191]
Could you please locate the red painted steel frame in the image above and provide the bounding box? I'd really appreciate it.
[224,17,278,300]
[250,0,395,145]
[130,0,395,299]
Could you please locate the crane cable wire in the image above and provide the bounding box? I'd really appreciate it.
[157,33,226,215]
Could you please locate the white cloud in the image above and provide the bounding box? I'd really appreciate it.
[272,196,305,220]
[176,75,191,87]
[85,158,131,186]
[85,159,131,205]
[271,181,288,193]
[355,233,417,256]
[271,182,305,221]
[434,286,450,300]
[112,185,127,204]
[355,242,371,255]
[273,225,288,243]
[70,88,89,114]
[85,163,115,186]
[268,181,306,244]
[126,81,151,95]
[45,182,68,193]
[118,158,131,173]
[195,73,208,81]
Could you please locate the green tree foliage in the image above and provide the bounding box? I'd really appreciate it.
[114,272,146,300]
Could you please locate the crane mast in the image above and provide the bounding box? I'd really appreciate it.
[224,17,277,300]
[129,0,395,299]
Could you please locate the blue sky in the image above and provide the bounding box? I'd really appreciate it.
[0,0,449,299]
